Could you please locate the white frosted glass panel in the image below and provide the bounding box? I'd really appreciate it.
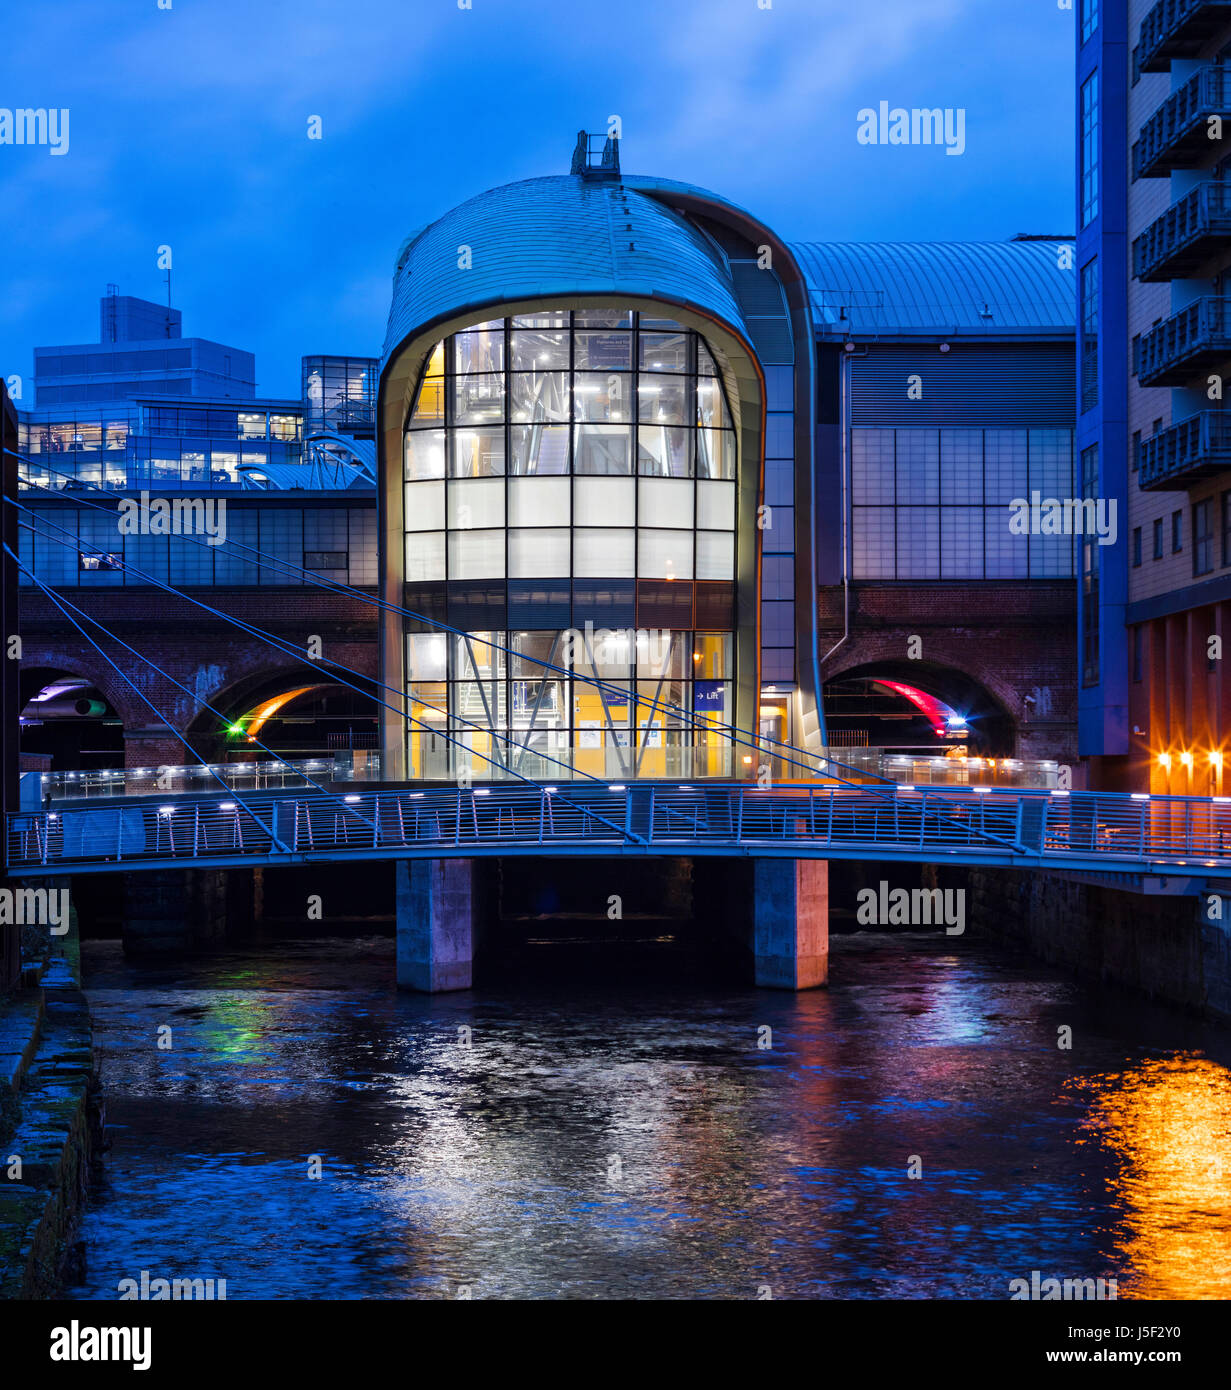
[696,531,734,580]
[574,477,634,526]
[574,528,635,578]
[406,632,448,681]
[404,430,445,480]
[509,528,570,578]
[638,477,694,529]
[638,529,693,580]
[449,529,505,579]
[404,532,445,582]
[404,481,444,532]
[509,477,570,527]
[449,477,504,529]
[697,480,735,531]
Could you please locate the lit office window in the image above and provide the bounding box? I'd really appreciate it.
[1080,71,1099,228]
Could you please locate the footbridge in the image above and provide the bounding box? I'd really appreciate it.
[8,780,1231,891]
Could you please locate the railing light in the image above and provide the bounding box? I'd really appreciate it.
[1050,790,1069,797]
[474,789,491,797]
[158,806,175,816]
[609,784,626,792]
[1131,793,1150,801]
[345,795,361,803]
[219,801,236,811]
[543,786,557,795]
[973,786,991,793]
[898,784,915,793]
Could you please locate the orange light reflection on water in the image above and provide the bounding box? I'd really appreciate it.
[1071,1056,1231,1299]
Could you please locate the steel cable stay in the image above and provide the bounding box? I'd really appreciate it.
[6,529,636,846]
[7,548,290,854]
[8,493,1028,856]
[6,453,884,788]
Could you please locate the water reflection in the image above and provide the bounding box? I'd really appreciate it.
[1072,1058,1231,1299]
[67,934,1231,1300]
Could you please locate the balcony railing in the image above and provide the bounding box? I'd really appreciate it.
[1134,182,1231,280]
[1139,411,1231,489]
[1134,296,1231,385]
[1136,0,1231,74]
[1133,66,1231,179]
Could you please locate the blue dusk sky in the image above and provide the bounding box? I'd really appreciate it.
[0,0,1075,399]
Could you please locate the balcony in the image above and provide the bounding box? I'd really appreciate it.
[1136,0,1231,74]
[1134,182,1231,280]
[1133,66,1231,179]
[1135,296,1231,385]
[1139,411,1231,489]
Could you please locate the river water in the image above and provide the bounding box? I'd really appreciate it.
[66,933,1231,1300]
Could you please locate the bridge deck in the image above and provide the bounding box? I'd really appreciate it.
[7,783,1231,884]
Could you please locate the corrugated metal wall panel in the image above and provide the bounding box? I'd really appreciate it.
[849,346,1075,426]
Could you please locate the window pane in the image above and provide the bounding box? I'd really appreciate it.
[638,528,693,579]
[510,528,570,577]
[449,529,505,579]
[511,423,569,475]
[452,373,504,426]
[404,480,444,531]
[574,332,633,370]
[508,476,571,527]
[638,425,692,477]
[574,424,632,475]
[411,371,445,424]
[511,331,569,370]
[512,311,569,329]
[451,427,505,478]
[697,479,735,530]
[574,476,635,526]
[572,372,631,422]
[573,528,635,577]
[404,429,445,480]
[696,378,728,430]
[575,309,632,328]
[696,530,734,580]
[405,531,445,581]
[639,477,694,529]
[407,632,448,681]
[511,371,569,423]
[697,428,735,479]
[452,329,504,375]
[639,333,689,371]
[638,377,688,425]
[449,476,504,529]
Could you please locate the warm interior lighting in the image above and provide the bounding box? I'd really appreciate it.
[1158,753,1172,770]
[1211,751,1224,768]
[1181,751,1194,769]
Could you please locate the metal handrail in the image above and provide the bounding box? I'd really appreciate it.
[10,784,1231,876]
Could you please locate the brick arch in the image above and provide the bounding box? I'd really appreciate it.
[17,644,149,732]
[823,643,1020,755]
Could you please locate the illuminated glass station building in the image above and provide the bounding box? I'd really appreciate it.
[377,135,1075,783]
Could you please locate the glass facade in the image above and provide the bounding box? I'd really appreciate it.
[405,629,734,781]
[1080,0,1098,46]
[402,309,742,780]
[851,427,1076,579]
[303,356,378,437]
[1081,443,1099,687]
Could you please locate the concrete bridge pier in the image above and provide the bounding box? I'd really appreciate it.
[396,858,477,992]
[752,859,829,990]
[694,857,829,989]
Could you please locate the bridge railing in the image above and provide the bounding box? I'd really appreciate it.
[9,784,1231,873]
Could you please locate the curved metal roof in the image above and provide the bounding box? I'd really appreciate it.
[789,240,1075,338]
[383,175,749,362]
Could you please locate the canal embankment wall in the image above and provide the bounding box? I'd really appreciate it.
[962,867,1231,1024]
